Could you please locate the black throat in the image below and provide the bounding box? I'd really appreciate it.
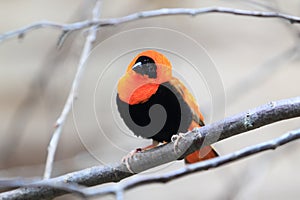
[116,82,193,142]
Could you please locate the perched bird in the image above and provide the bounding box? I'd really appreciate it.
[116,50,218,163]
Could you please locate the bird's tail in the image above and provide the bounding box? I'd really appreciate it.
[184,146,218,164]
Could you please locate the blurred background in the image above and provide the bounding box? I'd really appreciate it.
[0,0,300,199]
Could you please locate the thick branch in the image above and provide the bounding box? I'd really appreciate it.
[1,128,300,199]
[0,96,300,199]
[83,128,300,198]
[1,7,300,42]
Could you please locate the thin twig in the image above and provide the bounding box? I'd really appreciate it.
[43,0,102,179]
[0,4,93,166]
[1,7,300,42]
[0,96,300,199]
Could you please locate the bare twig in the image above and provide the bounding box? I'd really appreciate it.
[2,7,300,42]
[43,0,102,179]
[0,178,87,198]
[0,1,97,167]
[1,96,300,200]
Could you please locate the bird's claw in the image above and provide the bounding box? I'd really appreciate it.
[121,141,160,173]
[171,133,186,153]
[121,148,142,173]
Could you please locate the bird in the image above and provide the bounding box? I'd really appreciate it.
[116,50,218,164]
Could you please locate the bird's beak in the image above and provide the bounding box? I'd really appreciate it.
[132,62,142,71]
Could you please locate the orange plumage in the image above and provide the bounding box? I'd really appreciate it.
[117,50,218,163]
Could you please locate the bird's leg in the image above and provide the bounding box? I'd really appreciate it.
[139,140,160,151]
[122,140,160,173]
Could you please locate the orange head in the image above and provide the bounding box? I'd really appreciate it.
[117,50,172,105]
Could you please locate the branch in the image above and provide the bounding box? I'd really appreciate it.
[1,7,300,42]
[1,128,300,199]
[84,128,300,198]
[1,96,300,199]
[43,0,102,179]
[0,178,87,198]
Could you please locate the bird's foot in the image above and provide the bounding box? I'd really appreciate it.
[171,133,186,153]
[121,148,142,162]
[121,148,142,173]
[121,141,159,173]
